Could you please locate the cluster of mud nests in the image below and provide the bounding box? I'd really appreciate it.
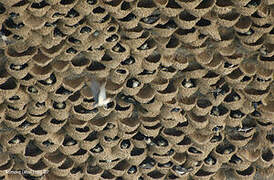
[0,0,274,180]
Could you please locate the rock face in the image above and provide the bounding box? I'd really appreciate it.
[0,0,274,179]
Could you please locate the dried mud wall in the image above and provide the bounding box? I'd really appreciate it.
[0,0,274,180]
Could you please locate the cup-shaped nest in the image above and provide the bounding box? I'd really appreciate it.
[58,44,81,61]
[192,169,215,180]
[2,131,29,155]
[240,36,264,52]
[255,148,274,168]
[234,16,252,33]
[108,42,130,63]
[18,140,45,164]
[73,0,98,16]
[227,154,251,171]
[227,132,254,147]
[39,39,66,58]
[108,160,131,177]
[252,23,273,34]
[42,150,66,169]
[117,12,140,29]
[86,61,109,78]
[173,135,192,153]
[70,56,90,75]
[149,136,172,158]
[187,111,209,129]
[174,11,199,29]
[139,122,162,137]
[192,98,213,116]
[72,104,98,121]
[62,8,83,26]
[83,44,104,60]
[139,13,161,29]
[49,85,73,103]
[161,128,185,145]
[174,27,199,43]
[178,96,196,112]
[160,0,182,17]
[176,78,198,97]
[202,155,222,173]
[35,131,64,153]
[153,20,178,38]
[37,73,63,93]
[133,0,157,18]
[208,105,229,125]
[40,114,67,133]
[155,82,178,102]
[96,157,121,171]
[99,51,119,69]
[88,13,112,32]
[200,71,221,88]
[113,100,133,119]
[128,147,147,166]
[136,69,158,84]
[59,135,80,156]
[50,157,74,177]
[213,141,237,163]
[6,87,29,108]
[41,28,67,49]
[134,86,155,104]
[5,46,37,65]
[266,28,274,43]
[112,139,134,160]
[104,33,120,49]
[84,163,103,179]
[72,23,93,41]
[182,62,208,79]
[150,77,169,92]
[123,24,144,39]
[233,166,256,180]
[52,0,78,14]
[157,36,181,56]
[218,11,241,28]
[32,49,54,67]
[189,0,215,17]
[243,87,270,102]
[222,89,245,110]
[250,8,270,26]
[226,109,246,127]
[236,0,261,16]
[195,50,214,65]
[257,54,274,70]
[79,130,98,150]
[138,157,157,174]
[175,0,203,9]
[143,170,165,180]
[0,153,13,176]
[214,0,233,14]
[141,52,161,72]
[115,113,137,134]
[133,38,157,58]
[120,55,143,75]
[0,77,20,99]
[171,54,189,70]
[110,67,129,85]
[69,148,90,165]
[236,28,263,44]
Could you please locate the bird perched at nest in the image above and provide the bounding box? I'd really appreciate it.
[85,77,111,108]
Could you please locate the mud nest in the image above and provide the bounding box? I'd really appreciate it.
[0,0,274,180]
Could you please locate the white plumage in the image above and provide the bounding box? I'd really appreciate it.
[87,78,111,108]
